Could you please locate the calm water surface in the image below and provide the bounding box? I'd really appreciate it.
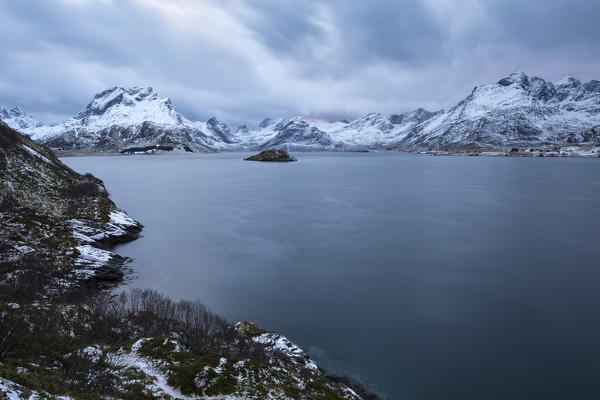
[63,152,600,400]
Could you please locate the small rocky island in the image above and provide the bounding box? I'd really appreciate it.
[245,149,297,162]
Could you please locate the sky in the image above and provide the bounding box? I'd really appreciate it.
[0,0,599,127]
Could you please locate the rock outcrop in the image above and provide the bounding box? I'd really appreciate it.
[244,149,297,162]
[0,120,141,288]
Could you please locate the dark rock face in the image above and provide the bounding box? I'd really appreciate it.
[258,118,274,129]
[0,122,141,290]
[498,71,530,88]
[389,108,443,125]
[245,149,297,162]
[261,118,333,149]
[92,254,127,281]
[582,126,600,143]
[206,116,234,143]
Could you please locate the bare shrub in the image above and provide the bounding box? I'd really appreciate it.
[61,181,107,199]
[90,289,273,359]
[0,194,16,212]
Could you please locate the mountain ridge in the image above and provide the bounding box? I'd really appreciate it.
[3,71,599,153]
[397,71,600,150]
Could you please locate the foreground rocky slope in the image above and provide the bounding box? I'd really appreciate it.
[0,122,370,399]
[0,120,142,289]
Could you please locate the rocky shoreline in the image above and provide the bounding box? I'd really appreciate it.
[421,144,600,158]
[69,211,143,282]
[0,121,374,399]
[56,145,600,159]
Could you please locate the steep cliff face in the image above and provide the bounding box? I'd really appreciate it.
[0,121,142,291]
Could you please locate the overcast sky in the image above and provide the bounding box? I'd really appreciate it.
[0,0,599,127]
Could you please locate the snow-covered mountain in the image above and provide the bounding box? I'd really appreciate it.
[3,72,599,153]
[232,109,443,150]
[259,117,335,150]
[11,86,237,152]
[244,72,599,151]
[398,71,600,150]
[0,106,42,131]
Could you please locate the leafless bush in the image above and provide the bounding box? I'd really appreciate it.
[93,289,229,351]
[91,289,279,363]
[61,181,107,199]
[0,253,49,304]
[0,194,16,211]
[61,352,117,393]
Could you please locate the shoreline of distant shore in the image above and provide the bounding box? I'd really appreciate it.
[55,145,600,158]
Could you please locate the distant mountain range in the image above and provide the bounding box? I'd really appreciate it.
[2,71,599,152]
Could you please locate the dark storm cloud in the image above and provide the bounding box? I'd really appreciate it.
[482,0,600,49]
[0,0,598,127]
[247,0,445,62]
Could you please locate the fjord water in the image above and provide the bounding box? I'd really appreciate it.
[63,153,600,400]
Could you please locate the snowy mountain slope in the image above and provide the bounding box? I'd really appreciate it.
[390,107,444,125]
[231,117,289,150]
[0,106,42,131]
[325,110,442,148]
[399,72,600,150]
[238,72,599,151]
[260,117,336,150]
[6,71,599,153]
[231,109,442,150]
[14,87,236,152]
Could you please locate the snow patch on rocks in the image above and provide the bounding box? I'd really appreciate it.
[21,144,54,165]
[106,338,194,400]
[0,376,75,400]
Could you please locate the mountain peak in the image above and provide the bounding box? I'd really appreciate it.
[555,75,582,88]
[258,118,273,129]
[0,105,42,130]
[76,86,168,119]
[126,86,153,95]
[389,108,443,125]
[205,116,233,143]
[497,71,530,88]
[9,106,24,116]
[583,80,600,93]
[288,116,307,124]
[257,118,288,132]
